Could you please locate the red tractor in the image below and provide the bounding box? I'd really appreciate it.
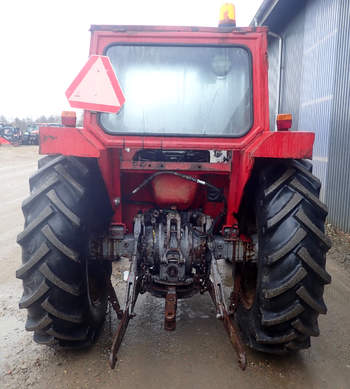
[17,5,331,370]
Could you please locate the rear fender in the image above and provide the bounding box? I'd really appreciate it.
[39,127,314,225]
[226,131,314,223]
[39,126,104,158]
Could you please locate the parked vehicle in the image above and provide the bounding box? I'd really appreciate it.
[22,124,39,145]
[0,126,22,145]
[16,4,331,370]
[0,124,10,144]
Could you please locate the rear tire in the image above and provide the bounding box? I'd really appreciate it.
[236,159,331,354]
[16,155,113,347]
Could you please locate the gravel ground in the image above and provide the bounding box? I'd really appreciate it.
[327,224,350,272]
[1,145,349,389]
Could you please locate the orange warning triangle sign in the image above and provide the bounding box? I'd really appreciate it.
[66,55,125,113]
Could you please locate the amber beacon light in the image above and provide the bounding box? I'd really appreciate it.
[219,3,236,26]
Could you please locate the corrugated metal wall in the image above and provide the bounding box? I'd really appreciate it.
[325,0,350,231]
[267,0,350,232]
[279,8,306,132]
[268,0,338,201]
[268,4,306,131]
[298,0,339,201]
[267,36,279,130]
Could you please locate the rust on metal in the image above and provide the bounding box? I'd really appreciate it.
[109,216,142,370]
[120,160,231,173]
[223,311,247,370]
[109,309,131,369]
[229,270,241,313]
[164,287,177,331]
[208,254,247,370]
[107,279,123,320]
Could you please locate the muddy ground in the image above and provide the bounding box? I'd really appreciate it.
[0,145,349,389]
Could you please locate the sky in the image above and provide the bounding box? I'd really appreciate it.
[0,0,263,120]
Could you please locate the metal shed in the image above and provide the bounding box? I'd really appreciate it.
[252,0,350,232]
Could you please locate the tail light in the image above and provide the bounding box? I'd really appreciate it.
[276,113,292,131]
[61,111,77,127]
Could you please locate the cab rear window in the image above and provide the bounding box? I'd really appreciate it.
[100,44,253,137]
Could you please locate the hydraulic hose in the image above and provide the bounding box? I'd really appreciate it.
[130,171,221,196]
[129,171,227,236]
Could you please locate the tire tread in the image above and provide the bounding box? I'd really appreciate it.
[17,155,112,348]
[236,158,330,354]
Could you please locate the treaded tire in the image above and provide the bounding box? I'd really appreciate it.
[236,159,331,354]
[16,155,113,347]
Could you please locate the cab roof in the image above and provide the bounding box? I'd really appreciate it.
[90,24,267,34]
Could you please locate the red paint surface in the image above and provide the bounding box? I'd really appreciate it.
[39,127,104,157]
[277,119,292,131]
[40,25,316,231]
[61,111,77,127]
[151,174,198,209]
[0,137,10,144]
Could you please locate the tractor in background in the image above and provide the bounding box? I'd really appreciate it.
[22,124,39,145]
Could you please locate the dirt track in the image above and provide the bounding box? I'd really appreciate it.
[1,145,350,389]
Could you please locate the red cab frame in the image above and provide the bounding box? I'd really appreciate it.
[40,25,314,229]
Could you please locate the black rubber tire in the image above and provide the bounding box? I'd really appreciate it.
[16,155,113,347]
[236,159,331,354]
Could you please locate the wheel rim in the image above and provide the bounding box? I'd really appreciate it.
[86,261,108,308]
[235,262,257,310]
